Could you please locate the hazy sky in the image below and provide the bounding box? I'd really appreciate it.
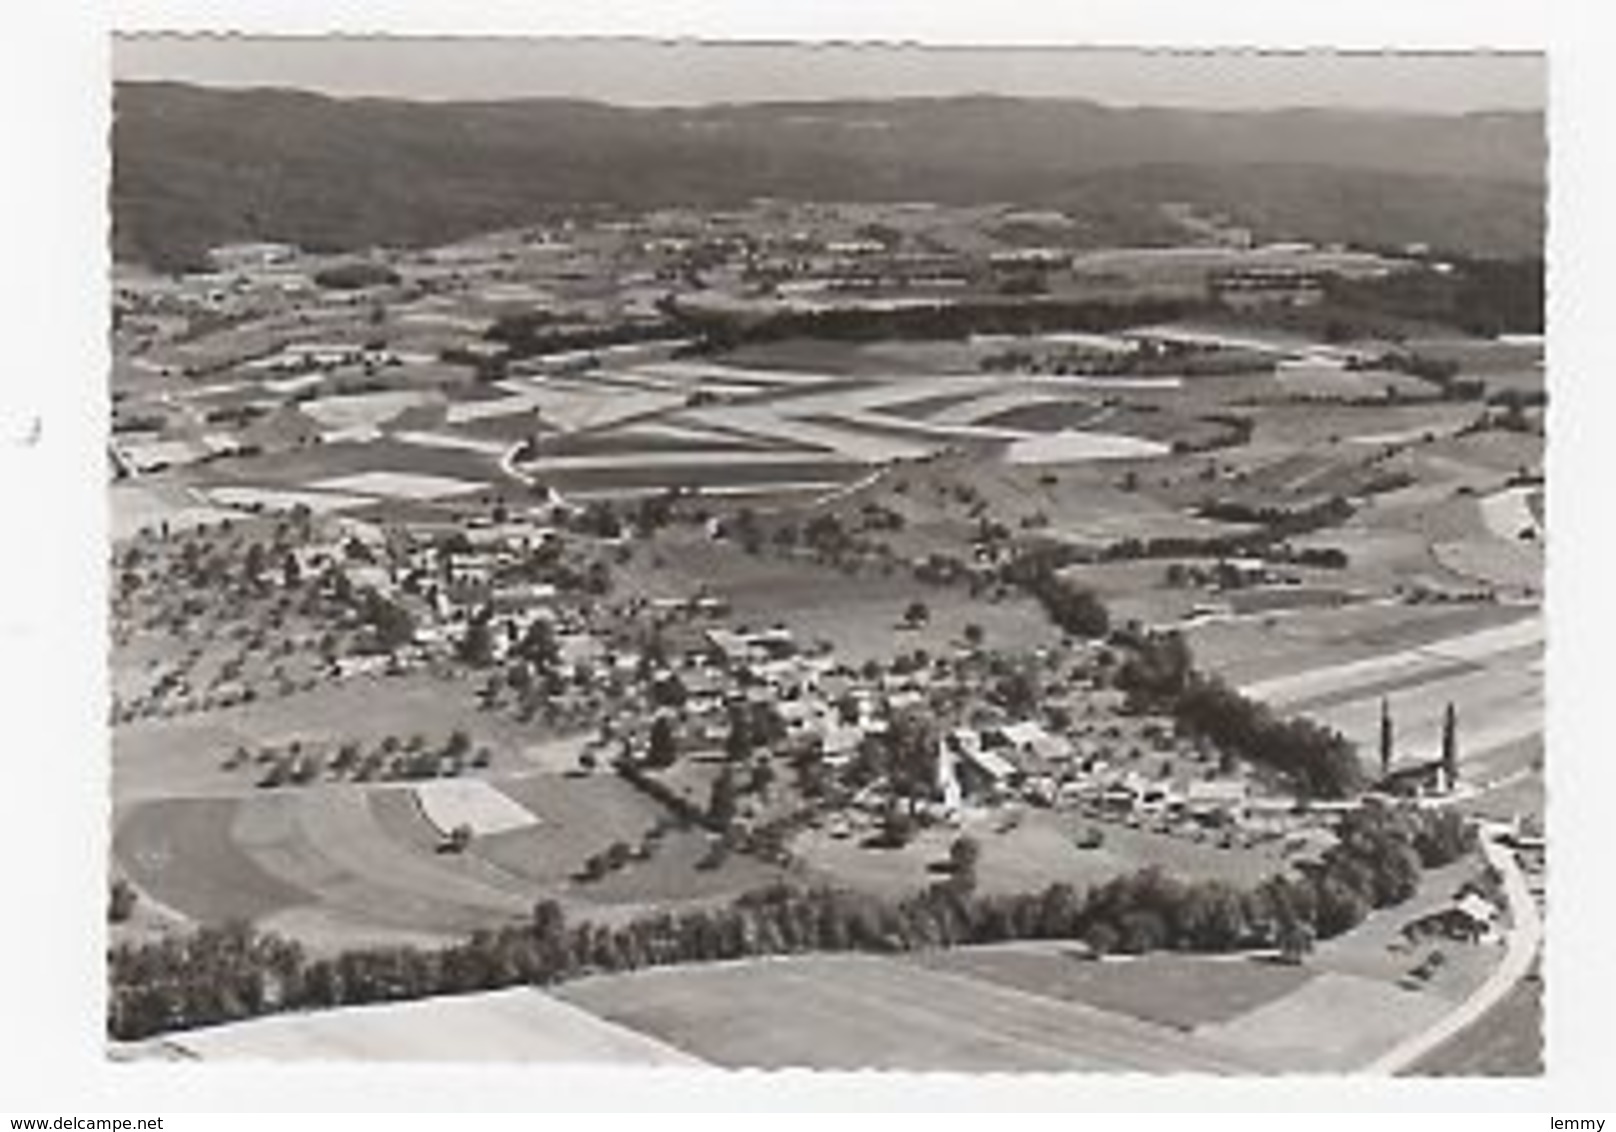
[112,37,1544,113]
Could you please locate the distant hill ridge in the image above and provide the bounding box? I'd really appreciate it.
[112,81,1546,269]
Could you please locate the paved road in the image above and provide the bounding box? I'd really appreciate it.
[1360,822,1542,1074]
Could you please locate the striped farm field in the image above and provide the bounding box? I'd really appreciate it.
[908,945,1314,1030]
[1196,972,1453,1072]
[114,796,309,925]
[542,457,867,497]
[1214,608,1543,782]
[113,786,533,943]
[1186,601,1534,688]
[110,767,795,948]
[555,952,1265,1073]
[147,987,704,1065]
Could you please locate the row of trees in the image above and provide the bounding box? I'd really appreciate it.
[1112,628,1365,799]
[107,801,1474,1042]
[1006,554,1112,639]
[677,296,1198,353]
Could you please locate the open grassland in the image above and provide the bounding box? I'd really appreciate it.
[204,485,377,514]
[470,774,667,888]
[1219,610,1542,782]
[114,763,796,948]
[1306,660,1541,783]
[144,987,704,1064]
[910,945,1314,1030]
[1407,964,1544,1076]
[1240,614,1541,705]
[111,482,241,541]
[1459,764,1544,823]
[1196,972,1452,1072]
[556,952,1264,1072]
[623,532,1058,663]
[1245,403,1473,452]
[1305,856,1499,998]
[794,807,1284,904]
[301,389,439,431]
[115,787,533,939]
[1432,538,1542,592]
[714,338,983,377]
[1004,431,1168,465]
[114,797,309,924]
[545,459,866,499]
[1187,602,1535,687]
[111,672,552,802]
[189,440,505,513]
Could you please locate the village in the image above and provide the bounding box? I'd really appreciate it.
[107,187,1544,1073]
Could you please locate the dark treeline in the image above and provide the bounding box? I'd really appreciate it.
[1099,496,1355,563]
[1115,629,1366,799]
[311,262,401,291]
[675,296,1200,352]
[484,315,686,361]
[107,802,1472,1042]
[1011,557,1112,639]
[1322,258,1544,338]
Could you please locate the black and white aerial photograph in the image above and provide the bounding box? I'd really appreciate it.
[101,33,1548,1077]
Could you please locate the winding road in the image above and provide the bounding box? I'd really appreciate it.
[1361,821,1542,1074]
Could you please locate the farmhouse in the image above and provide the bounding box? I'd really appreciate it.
[1404,892,1500,944]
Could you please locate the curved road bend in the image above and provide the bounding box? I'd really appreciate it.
[1360,821,1541,1075]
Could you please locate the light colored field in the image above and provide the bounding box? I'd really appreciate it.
[911,945,1314,1031]
[391,430,511,457]
[111,483,240,541]
[444,388,551,425]
[971,331,1136,353]
[205,485,374,514]
[627,360,837,387]
[413,778,541,837]
[1197,972,1453,1072]
[528,449,855,473]
[1432,538,1542,591]
[313,471,487,500]
[1275,364,1374,396]
[1227,609,1542,782]
[823,407,1021,440]
[1239,614,1542,705]
[928,388,1075,427]
[238,788,531,931]
[1188,602,1532,687]
[1408,970,1543,1076]
[1004,430,1169,465]
[556,953,1262,1072]
[158,988,704,1064]
[301,390,435,431]
[478,773,666,887]
[114,797,309,925]
[1047,507,1251,547]
[1308,661,1542,781]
